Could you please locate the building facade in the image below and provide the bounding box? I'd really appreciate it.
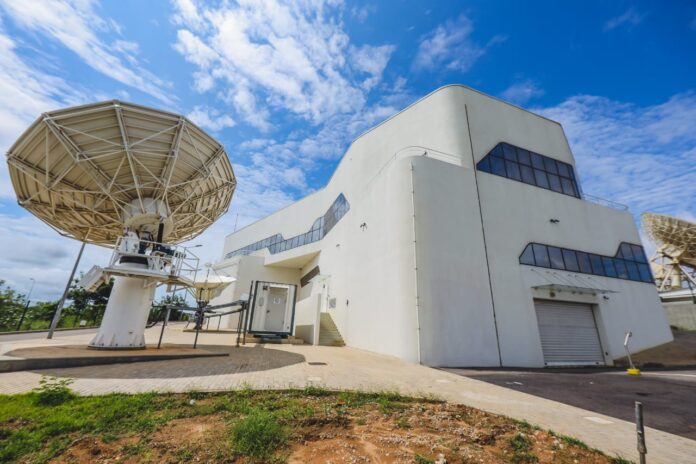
[211,85,672,368]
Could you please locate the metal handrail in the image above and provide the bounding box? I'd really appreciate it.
[581,193,629,211]
[108,237,200,281]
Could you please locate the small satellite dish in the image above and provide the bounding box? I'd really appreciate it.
[192,274,236,304]
[641,213,696,292]
[6,100,236,349]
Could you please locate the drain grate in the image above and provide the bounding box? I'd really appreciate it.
[307,362,327,366]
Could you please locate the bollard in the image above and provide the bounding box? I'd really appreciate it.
[635,401,647,464]
[624,331,641,375]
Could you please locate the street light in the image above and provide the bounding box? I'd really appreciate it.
[16,277,35,331]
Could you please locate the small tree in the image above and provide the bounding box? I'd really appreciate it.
[0,280,27,331]
[151,293,189,322]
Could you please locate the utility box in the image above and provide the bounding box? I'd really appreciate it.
[248,281,297,336]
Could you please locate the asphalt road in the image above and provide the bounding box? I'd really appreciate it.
[445,367,696,440]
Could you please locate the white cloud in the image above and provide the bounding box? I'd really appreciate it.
[171,0,206,31]
[0,24,88,198]
[187,105,235,131]
[536,93,696,224]
[174,29,217,67]
[0,0,173,103]
[412,14,503,73]
[350,4,376,23]
[350,44,396,91]
[604,7,647,32]
[223,83,272,132]
[0,214,111,301]
[170,0,395,127]
[166,0,407,255]
[500,79,545,105]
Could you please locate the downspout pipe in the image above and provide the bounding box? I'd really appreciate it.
[409,161,422,364]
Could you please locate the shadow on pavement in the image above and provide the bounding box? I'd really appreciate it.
[34,344,306,379]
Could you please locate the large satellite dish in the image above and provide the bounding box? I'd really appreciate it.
[641,213,696,292]
[7,100,235,245]
[6,100,236,349]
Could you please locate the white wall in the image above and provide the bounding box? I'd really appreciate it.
[472,152,672,365]
[411,156,500,366]
[211,255,300,329]
[214,85,672,367]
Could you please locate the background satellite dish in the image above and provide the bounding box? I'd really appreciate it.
[6,100,236,349]
[641,213,696,292]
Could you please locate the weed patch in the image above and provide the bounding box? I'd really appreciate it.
[0,388,625,463]
[509,433,539,463]
[230,409,288,461]
[32,377,75,406]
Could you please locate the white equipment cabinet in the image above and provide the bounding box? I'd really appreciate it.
[248,282,297,336]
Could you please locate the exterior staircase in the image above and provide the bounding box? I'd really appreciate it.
[319,312,345,346]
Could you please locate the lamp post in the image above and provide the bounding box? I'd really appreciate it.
[16,278,35,331]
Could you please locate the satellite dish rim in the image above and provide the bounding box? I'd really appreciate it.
[6,99,236,247]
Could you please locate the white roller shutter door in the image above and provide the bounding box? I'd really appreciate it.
[534,300,605,366]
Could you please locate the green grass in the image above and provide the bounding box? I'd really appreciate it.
[230,409,288,461]
[509,433,539,463]
[0,381,621,464]
[610,457,635,464]
[395,415,410,429]
[0,382,418,463]
[33,377,76,406]
[0,389,178,463]
[414,454,434,464]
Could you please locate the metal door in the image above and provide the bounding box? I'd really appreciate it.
[265,287,288,332]
[534,300,605,366]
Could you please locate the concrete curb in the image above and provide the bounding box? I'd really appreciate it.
[0,352,228,373]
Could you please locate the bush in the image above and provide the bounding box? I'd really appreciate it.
[33,377,76,406]
[510,433,538,463]
[231,409,287,460]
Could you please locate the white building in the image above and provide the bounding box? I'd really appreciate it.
[211,85,672,368]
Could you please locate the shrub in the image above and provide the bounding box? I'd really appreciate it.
[510,433,538,463]
[231,409,287,460]
[33,377,76,406]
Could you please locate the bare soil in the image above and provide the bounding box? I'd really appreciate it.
[47,394,615,464]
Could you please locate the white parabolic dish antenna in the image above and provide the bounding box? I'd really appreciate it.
[6,100,236,348]
[641,213,696,291]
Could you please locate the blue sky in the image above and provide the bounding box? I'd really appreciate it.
[0,0,694,300]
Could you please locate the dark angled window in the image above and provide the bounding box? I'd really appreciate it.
[615,259,629,279]
[477,142,581,198]
[589,254,605,276]
[548,246,565,269]
[576,252,592,274]
[518,242,653,284]
[602,257,617,278]
[562,249,580,272]
[637,263,652,282]
[532,243,550,267]
[225,194,350,259]
[519,245,536,265]
[491,156,506,176]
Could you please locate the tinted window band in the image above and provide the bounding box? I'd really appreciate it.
[518,242,653,284]
[477,142,581,199]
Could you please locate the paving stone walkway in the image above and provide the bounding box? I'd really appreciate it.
[1,326,694,463]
